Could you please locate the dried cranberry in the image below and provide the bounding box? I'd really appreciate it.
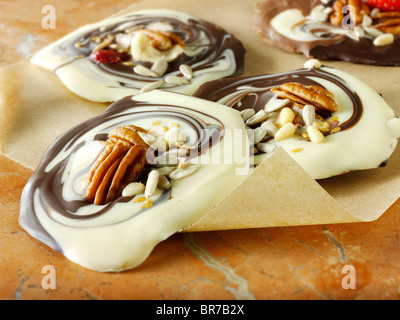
[89,49,129,64]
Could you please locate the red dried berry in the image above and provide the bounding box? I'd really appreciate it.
[89,49,129,64]
[367,0,400,11]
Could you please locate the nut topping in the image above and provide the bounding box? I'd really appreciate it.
[330,0,345,25]
[130,29,185,63]
[270,83,339,117]
[372,12,400,34]
[330,0,370,26]
[108,125,148,147]
[85,125,148,205]
[131,29,186,51]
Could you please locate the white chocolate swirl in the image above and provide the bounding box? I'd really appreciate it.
[19,91,250,272]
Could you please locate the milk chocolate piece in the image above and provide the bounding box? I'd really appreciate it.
[254,0,400,66]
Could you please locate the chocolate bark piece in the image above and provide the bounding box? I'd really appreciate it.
[254,0,400,66]
[31,9,246,102]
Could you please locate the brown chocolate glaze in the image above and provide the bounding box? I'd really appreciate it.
[54,12,246,84]
[192,66,363,131]
[19,95,225,254]
[254,0,400,66]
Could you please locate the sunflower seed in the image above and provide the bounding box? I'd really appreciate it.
[163,147,188,157]
[245,110,269,126]
[154,154,182,167]
[116,21,137,31]
[141,80,165,93]
[261,120,278,137]
[169,165,200,180]
[302,105,315,126]
[364,26,383,38]
[248,127,267,144]
[145,170,160,198]
[264,95,290,112]
[138,132,168,153]
[134,65,159,78]
[122,182,145,197]
[346,29,359,41]
[151,56,168,77]
[165,75,190,86]
[179,64,193,79]
[240,109,256,121]
[156,166,177,176]
[362,15,372,27]
[256,143,277,154]
[93,38,113,51]
[164,128,187,147]
[177,158,191,169]
[157,175,171,190]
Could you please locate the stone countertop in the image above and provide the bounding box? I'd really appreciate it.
[1,0,400,300]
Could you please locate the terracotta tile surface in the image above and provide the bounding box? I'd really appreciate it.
[1,0,400,301]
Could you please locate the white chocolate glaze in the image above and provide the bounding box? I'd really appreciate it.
[31,9,245,102]
[194,66,400,179]
[267,67,399,179]
[19,91,250,271]
[270,9,346,42]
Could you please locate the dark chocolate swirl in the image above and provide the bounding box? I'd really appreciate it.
[19,94,225,254]
[193,66,363,132]
[254,0,400,66]
[46,9,246,93]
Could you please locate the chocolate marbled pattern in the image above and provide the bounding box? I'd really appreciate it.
[19,95,225,254]
[52,11,246,86]
[254,0,400,66]
[193,66,363,132]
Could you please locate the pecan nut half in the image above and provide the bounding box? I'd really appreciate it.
[330,0,370,26]
[109,125,148,147]
[372,12,400,35]
[270,83,339,118]
[85,125,148,205]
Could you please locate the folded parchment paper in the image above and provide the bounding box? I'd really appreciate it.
[1,0,400,230]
